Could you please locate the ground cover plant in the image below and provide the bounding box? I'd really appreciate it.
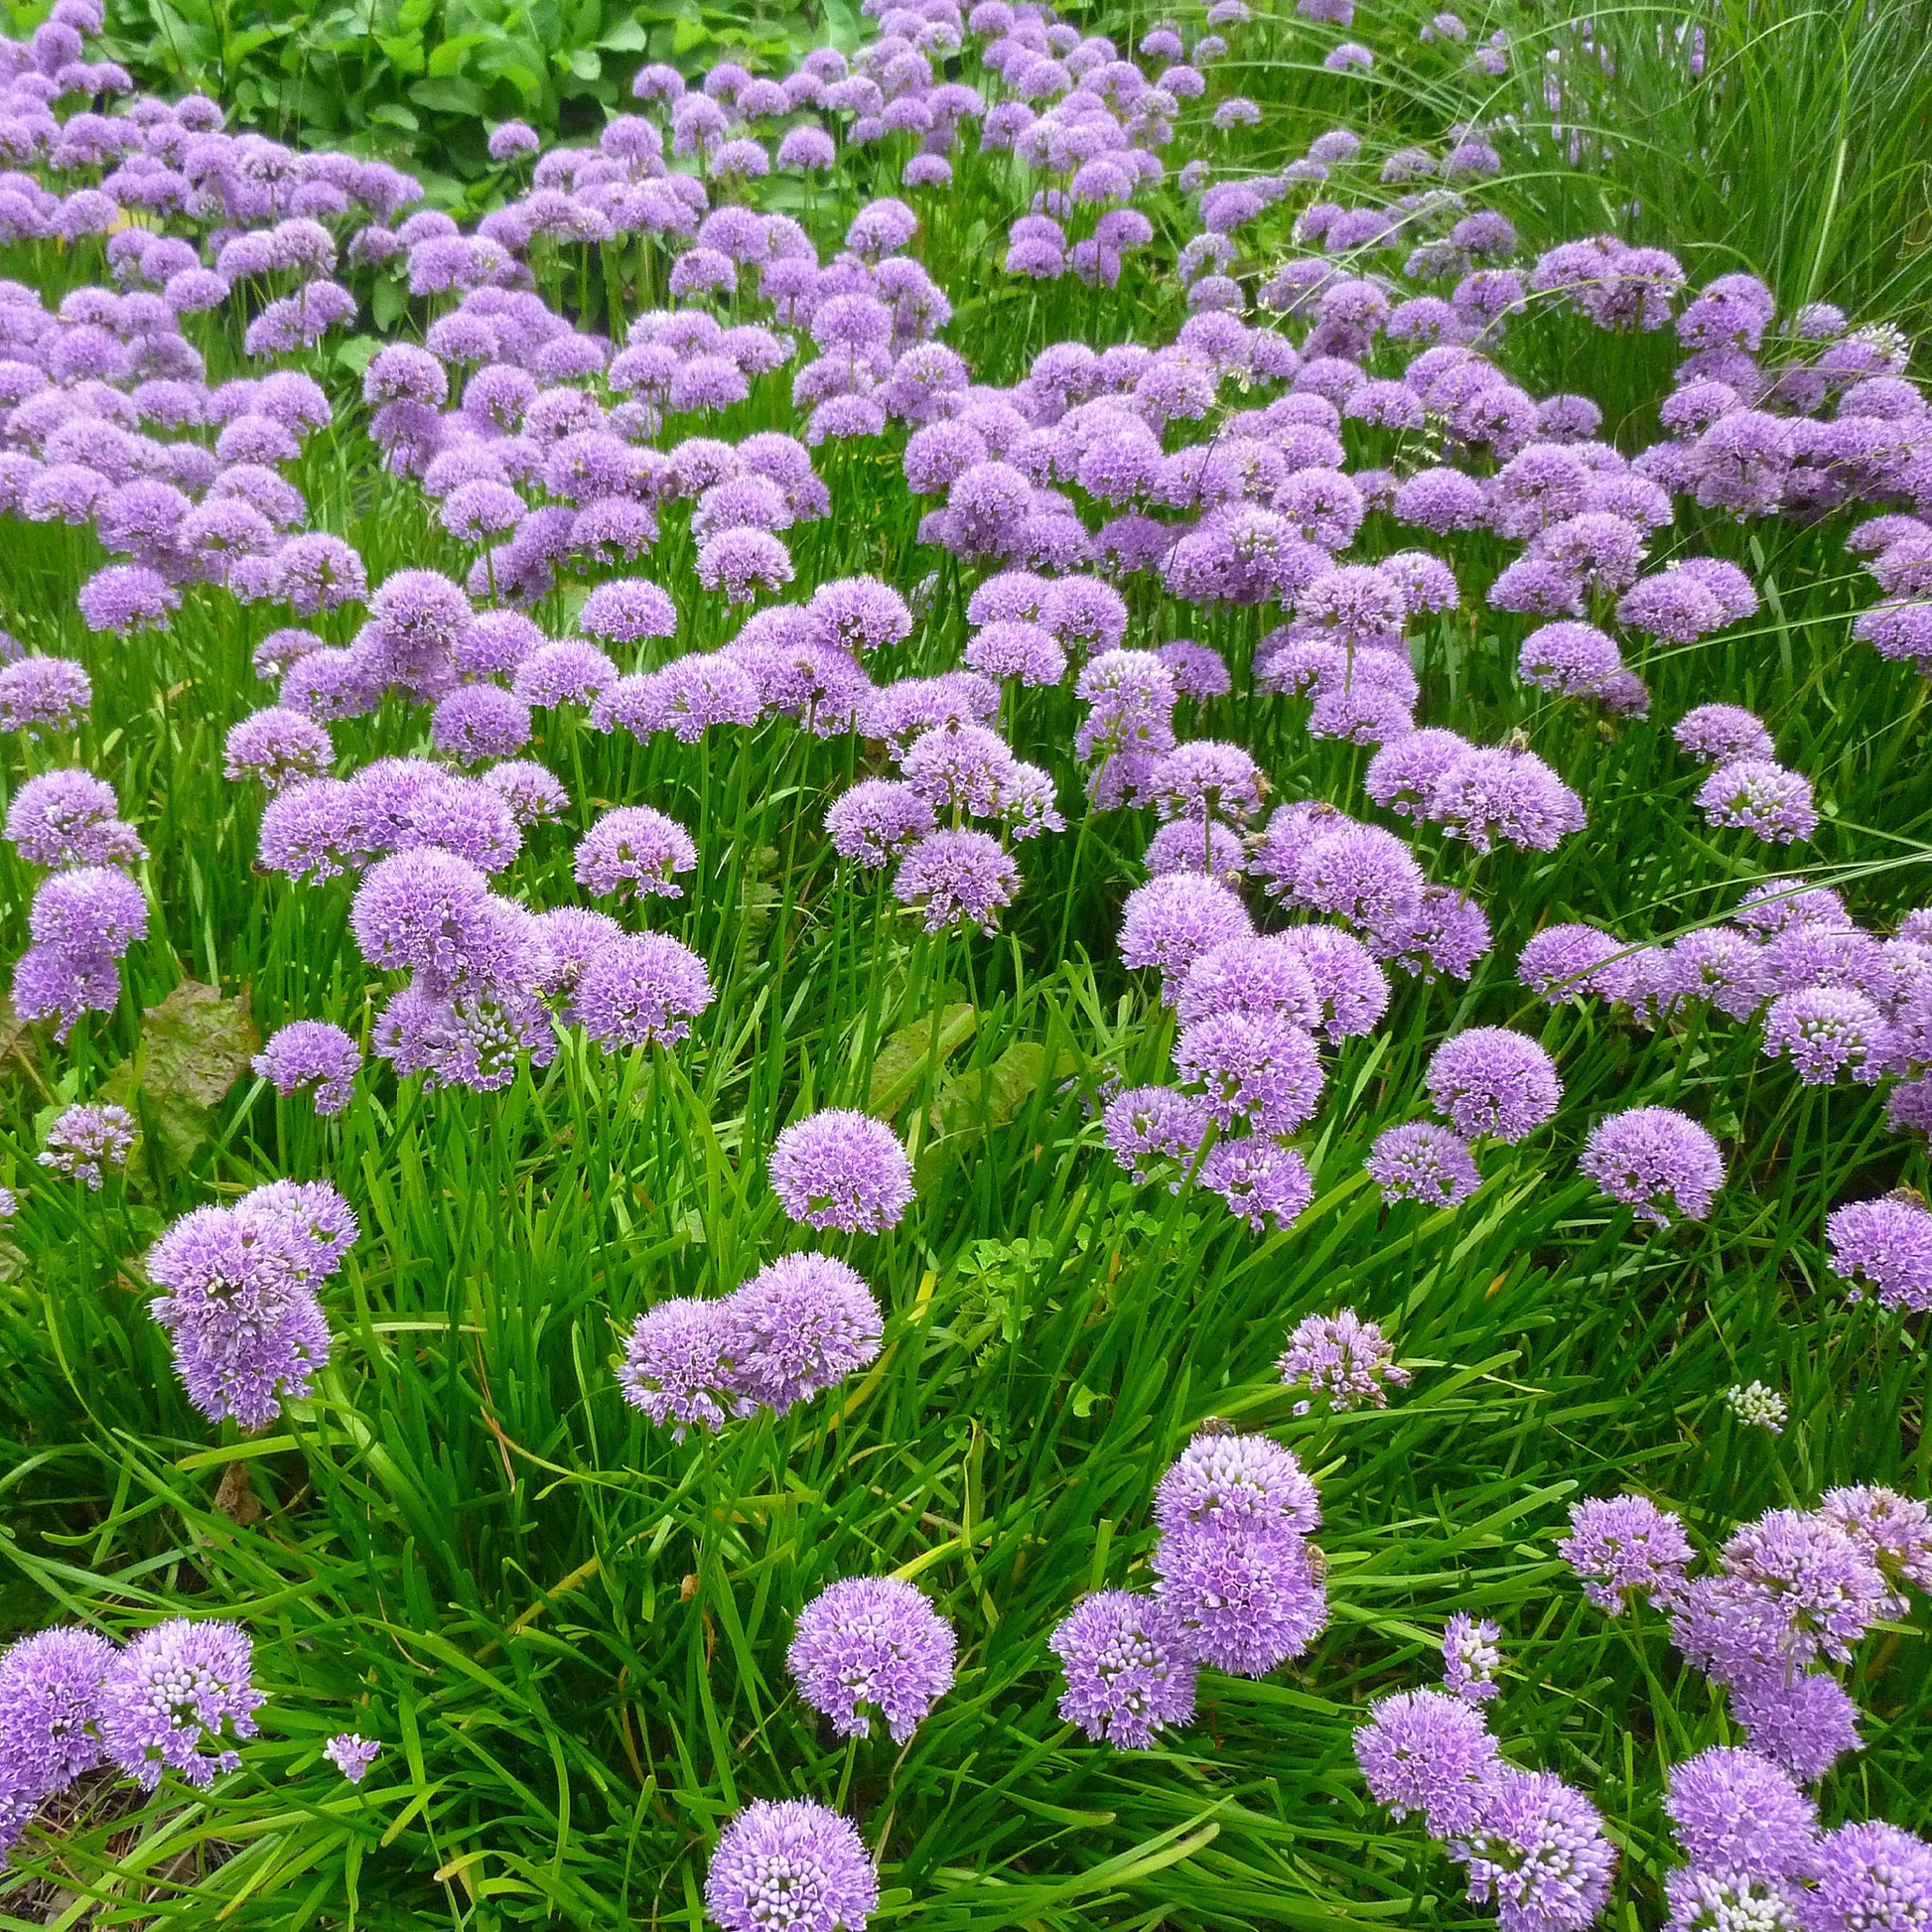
[0,0,1929,1926]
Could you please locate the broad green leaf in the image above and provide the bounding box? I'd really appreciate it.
[865,1002,975,1118]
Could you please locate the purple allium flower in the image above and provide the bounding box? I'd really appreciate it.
[76,562,180,635]
[0,1625,114,1796]
[430,686,532,764]
[963,620,1065,688]
[1154,638,1231,700]
[1664,1748,1818,1882]
[767,1109,911,1235]
[324,1733,379,1784]
[1762,989,1889,1084]
[580,578,678,645]
[1049,1591,1196,1749]
[697,525,794,603]
[573,932,715,1049]
[1145,742,1267,825]
[1425,1029,1562,1143]
[1729,1668,1863,1784]
[725,1252,883,1416]
[618,1297,741,1438]
[1155,1428,1319,1538]
[1102,1085,1210,1184]
[1364,731,1475,824]
[892,828,1019,933]
[1561,1493,1696,1612]
[1819,1485,1932,1594]
[349,849,492,981]
[1519,621,1622,697]
[1153,1516,1326,1677]
[1277,1309,1409,1414]
[1455,1768,1618,1932]
[1427,747,1587,854]
[1710,1507,1891,1670]
[1674,705,1776,765]
[1119,874,1254,997]
[1367,1121,1481,1207]
[100,1618,262,1790]
[1354,1688,1501,1836]
[38,1102,136,1188]
[1698,761,1817,844]
[1289,823,1426,933]
[1802,1822,1932,1932]
[1442,1613,1501,1703]
[704,1799,878,1932]
[5,769,143,869]
[513,638,620,710]
[824,780,934,869]
[1198,1136,1315,1232]
[1176,937,1321,1032]
[1275,925,1391,1041]
[1578,1106,1725,1226]
[787,1577,956,1743]
[29,865,148,959]
[807,577,912,656]
[252,1020,359,1115]
[1174,1012,1324,1135]
[1517,924,1620,1005]
[222,705,332,791]
[1825,1196,1932,1312]
[0,657,90,738]
[1664,1869,1802,1932]
[575,806,698,901]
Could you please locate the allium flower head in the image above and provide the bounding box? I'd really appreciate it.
[252,1019,359,1115]
[1118,874,1253,996]
[726,1252,883,1416]
[1425,1029,1562,1143]
[1762,989,1889,1085]
[324,1733,380,1783]
[786,1577,956,1742]
[1155,1427,1319,1538]
[1803,1822,1932,1932]
[1102,1085,1209,1183]
[1559,1493,1696,1612]
[1199,1137,1315,1232]
[1457,1768,1618,1932]
[1698,761,1818,844]
[1675,706,1776,766]
[100,1617,262,1790]
[1717,1507,1891,1668]
[1354,1687,1501,1836]
[1367,1121,1481,1207]
[892,829,1019,933]
[1277,1308,1409,1414]
[618,1297,742,1438]
[1153,1516,1326,1677]
[573,931,715,1049]
[1173,1011,1324,1134]
[30,865,148,958]
[704,1799,879,1932]
[1662,1867,1801,1932]
[1578,1107,1725,1225]
[1442,1613,1501,1703]
[1518,924,1621,1005]
[1176,936,1322,1031]
[0,1625,115,1796]
[38,1102,136,1187]
[1049,1591,1197,1749]
[1819,1485,1932,1593]
[768,1109,912,1235]
[1664,1748,1818,1881]
[575,806,698,900]
[5,769,144,869]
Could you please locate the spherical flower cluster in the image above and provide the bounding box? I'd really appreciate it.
[1825,1194,1932,1312]
[1424,1030,1562,1143]
[1558,1493,1697,1612]
[1049,1591,1197,1748]
[786,1577,956,1742]
[574,806,699,900]
[38,1101,137,1188]
[252,1020,360,1115]
[767,1109,913,1234]
[618,1252,883,1436]
[1278,1309,1410,1414]
[99,1618,264,1791]
[1367,1121,1481,1207]
[1578,1107,1725,1225]
[704,1799,879,1932]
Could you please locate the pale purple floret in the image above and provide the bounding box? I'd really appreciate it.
[1697,760,1818,843]
[1102,1085,1209,1183]
[38,1102,136,1188]
[1518,621,1622,696]
[1177,936,1322,1031]
[1146,818,1248,881]
[5,769,144,868]
[1454,1768,1618,1932]
[223,705,333,791]
[1578,1106,1725,1225]
[1442,1613,1501,1703]
[0,1626,114,1798]
[786,1577,956,1742]
[1367,1121,1481,1207]
[252,1019,359,1114]
[1365,731,1475,823]
[1818,1485,1932,1592]
[432,686,532,762]
[100,1618,263,1790]
[1290,822,1425,932]
[573,932,715,1048]
[1664,1748,1818,1882]
[1425,1029,1562,1143]
[580,578,678,644]
[1662,1868,1801,1932]
[1802,1821,1932,1932]
[825,779,935,867]
[767,1108,912,1235]
[1427,747,1586,854]
[1353,1687,1501,1836]
[1049,1591,1197,1749]
[30,865,148,958]
[1152,1516,1326,1676]
[704,1799,878,1932]
[892,828,1019,932]
[1730,1668,1863,1784]
[1278,1308,1409,1414]
[324,1732,380,1784]
[1275,926,1391,1041]
[1707,1507,1892,1671]
[1118,874,1254,998]
[574,806,698,900]
[1559,1493,1696,1612]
